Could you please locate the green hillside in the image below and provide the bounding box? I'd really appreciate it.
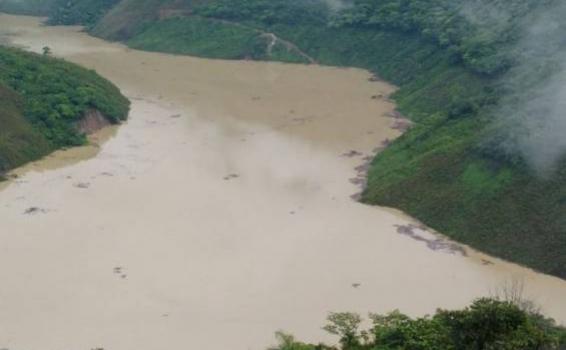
[7,0,566,279]
[0,45,129,175]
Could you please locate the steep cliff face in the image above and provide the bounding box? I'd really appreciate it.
[75,109,111,135]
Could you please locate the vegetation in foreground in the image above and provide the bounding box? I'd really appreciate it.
[270,298,566,350]
[0,45,129,173]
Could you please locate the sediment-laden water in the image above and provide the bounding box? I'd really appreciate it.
[1,14,565,350]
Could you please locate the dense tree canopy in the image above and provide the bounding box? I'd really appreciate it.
[331,0,555,75]
[193,0,329,26]
[46,0,120,27]
[271,299,566,350]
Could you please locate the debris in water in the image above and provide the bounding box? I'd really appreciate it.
[291,117,308,123]
[113,267,128,279]
[349,177,365,185]
[384,111,404,119]
[350,193,362,201]
[356,162,371,173]
[341,150,363,158]
[352,283,361,288]
[223,174,240,181]
[395,224,467,256]
[74,182,90,189]
[391,119,412,132]
[24,207,47,215]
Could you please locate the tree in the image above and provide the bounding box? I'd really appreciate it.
[323,312,363,349]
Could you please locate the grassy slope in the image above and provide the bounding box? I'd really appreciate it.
[128,17,264,59]
[0,45,130,174]
[43,0,566,278]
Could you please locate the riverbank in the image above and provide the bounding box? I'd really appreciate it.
[1,14,566,350]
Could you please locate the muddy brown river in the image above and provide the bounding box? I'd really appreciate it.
[0,14,565,350]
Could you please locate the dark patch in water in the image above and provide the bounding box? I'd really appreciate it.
[341,150,363,158]
[24,207,47,215]
[395,224,467,256]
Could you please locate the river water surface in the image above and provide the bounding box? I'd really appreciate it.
[0,14,565,350]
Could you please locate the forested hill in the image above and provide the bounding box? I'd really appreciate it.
[0,45,129,175]
[2,0,566,280]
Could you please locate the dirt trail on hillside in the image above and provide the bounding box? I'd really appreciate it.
[260,31,318,64]
[202,16,318,63]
